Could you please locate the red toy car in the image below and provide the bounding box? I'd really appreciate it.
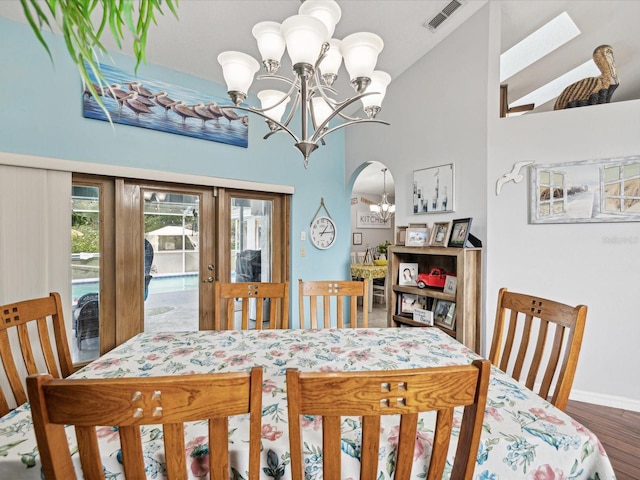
[416,268,452,289]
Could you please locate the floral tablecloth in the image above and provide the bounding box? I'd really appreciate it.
[0,327,616,479]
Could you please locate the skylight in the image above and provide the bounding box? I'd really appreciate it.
[500,11,580,82]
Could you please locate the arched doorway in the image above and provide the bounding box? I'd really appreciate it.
[350,162,395,326]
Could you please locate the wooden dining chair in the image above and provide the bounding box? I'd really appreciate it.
[0,292,74,416]
[287,359,491,480]
[489,287,588,411]
[27,366,263,480]
[298,279,368,328]
[214,281,289,330]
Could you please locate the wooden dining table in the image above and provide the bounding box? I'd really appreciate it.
[0,327,616,479]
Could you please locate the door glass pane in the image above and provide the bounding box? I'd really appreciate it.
[230,198,273,328]
[71,185,100,363]
[231,198,273,282]
[143,191,200,332]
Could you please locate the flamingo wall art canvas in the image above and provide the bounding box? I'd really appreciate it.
[82,63,249,148]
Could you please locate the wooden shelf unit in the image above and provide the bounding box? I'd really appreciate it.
[387,245,482,352]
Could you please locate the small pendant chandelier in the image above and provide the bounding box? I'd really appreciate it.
[370,168,395,222]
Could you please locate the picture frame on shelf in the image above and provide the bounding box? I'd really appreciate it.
[434,299,456,329]
[395,226,407,245]
[398,262,419,285]
[413,163,454,214]
[352,232,362,245]
[429,221,451,247]
[406,225,429,247]
[413,308,434,326]
[400,293,419,314]
[443,275,458,295]
[399,294,429,315]
[448,218,472,248]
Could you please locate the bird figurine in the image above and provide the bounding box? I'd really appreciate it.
[496,161,533,195]
[554,45,619,110]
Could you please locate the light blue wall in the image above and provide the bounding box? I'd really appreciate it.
[0,18,350,327]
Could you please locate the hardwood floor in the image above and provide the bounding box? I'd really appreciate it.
[565,400,640,480]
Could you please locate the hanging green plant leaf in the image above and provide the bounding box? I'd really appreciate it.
[19,0,179,122]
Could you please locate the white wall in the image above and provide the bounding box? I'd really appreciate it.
[347,4,488,243]
[347,3,640,409]
[486,4,640,408]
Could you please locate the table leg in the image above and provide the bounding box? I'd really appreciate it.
[368,278,373,313]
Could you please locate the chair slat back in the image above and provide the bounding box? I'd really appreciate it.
[0,292,73,416]
[287,360,490,480]
[27,367,263,480]
[489,287,587,410]
[298,279,368,328]
[214,282,289,330]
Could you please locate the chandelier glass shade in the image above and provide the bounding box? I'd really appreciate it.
[370,168,395,222]
[217,0,391,168]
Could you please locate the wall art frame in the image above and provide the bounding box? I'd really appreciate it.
[412,163,454,214]
[529,156,640,223]
[352,232,362,245]
[82,62,248,147]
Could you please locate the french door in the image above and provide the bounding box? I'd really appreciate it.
[117,180,216,341]
[71,175,290,364]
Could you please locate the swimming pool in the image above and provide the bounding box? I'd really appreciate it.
[72,273,199,303]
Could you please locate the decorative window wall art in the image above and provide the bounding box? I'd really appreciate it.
[529,156,640,223]
[82,63,248,148]
[413,163,454,214]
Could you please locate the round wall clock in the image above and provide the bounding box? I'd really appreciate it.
[309,215,337,250]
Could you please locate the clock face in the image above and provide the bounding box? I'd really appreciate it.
[310,216,337,250]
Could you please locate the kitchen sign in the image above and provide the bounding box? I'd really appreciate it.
[356,210,391,229]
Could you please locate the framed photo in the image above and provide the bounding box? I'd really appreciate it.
[433,299,456,330]
[398,262,418,285]
[413,163,454,214]
[400,294,419,314]
[429,221,451,247]
[448,218,472,248]
[352,232,362,245]
[406,226,429,247]
[395,226,407,245]
[443,275,458,295]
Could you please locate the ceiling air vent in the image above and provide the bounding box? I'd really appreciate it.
[424,0,464,32]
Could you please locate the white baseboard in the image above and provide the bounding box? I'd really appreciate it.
[570,389,640,412]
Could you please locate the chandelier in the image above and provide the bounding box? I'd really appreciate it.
[370,168,395,222]
[217,0,391,168]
